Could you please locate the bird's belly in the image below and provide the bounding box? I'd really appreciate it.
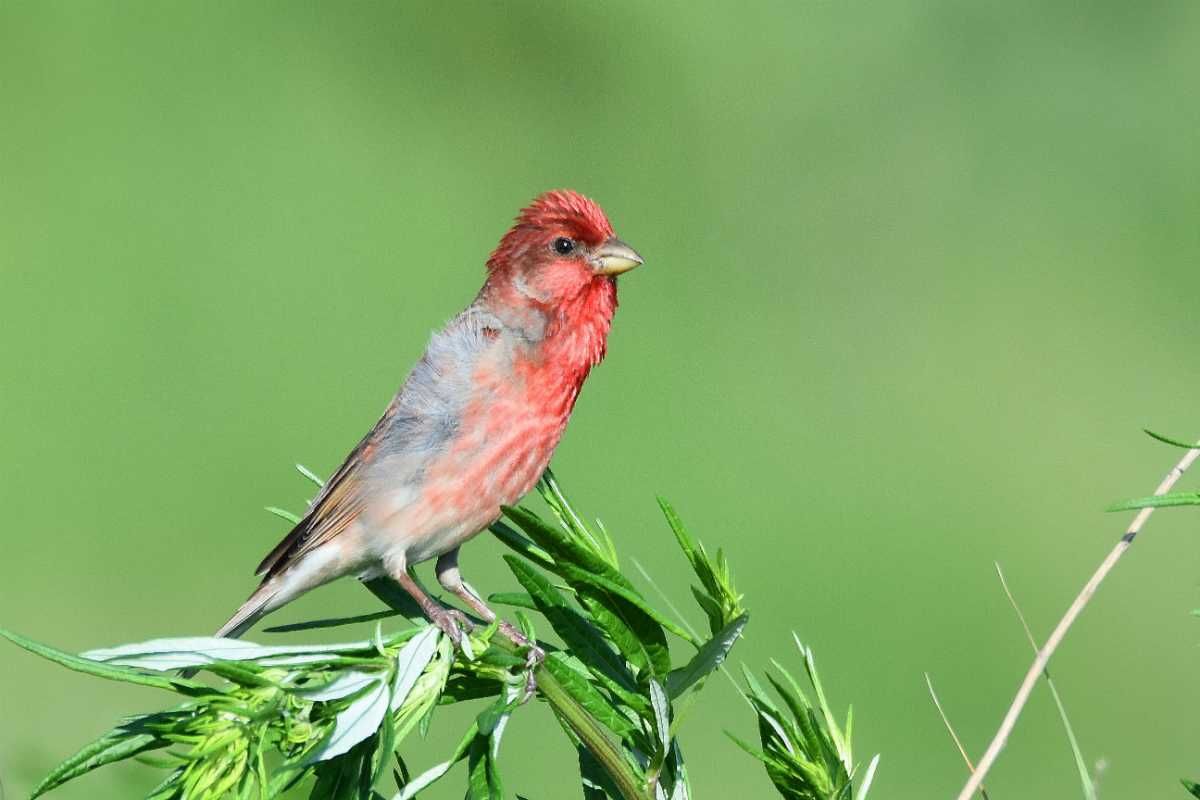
[378,406,568,566]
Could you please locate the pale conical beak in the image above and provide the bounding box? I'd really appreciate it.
[591,237,644,275]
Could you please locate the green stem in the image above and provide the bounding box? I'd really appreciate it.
[531,659,651,800]
[364,579,652,800]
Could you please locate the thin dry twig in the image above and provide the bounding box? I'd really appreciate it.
[925,673,990,800]
[956,443,1200,800]
[995,562,1097,800]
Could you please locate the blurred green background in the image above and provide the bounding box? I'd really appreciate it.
[3,1,1199,797]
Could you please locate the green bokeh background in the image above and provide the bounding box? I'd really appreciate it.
[3,2,1199,797]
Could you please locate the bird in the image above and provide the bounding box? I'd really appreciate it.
[214,190,643,647]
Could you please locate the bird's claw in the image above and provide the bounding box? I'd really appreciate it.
[429,607,472,647]
[496,620,544,700]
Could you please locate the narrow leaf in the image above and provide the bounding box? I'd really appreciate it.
[265,506,302,525]
[578,590,670,677]
[665,614,749,699]
[503,505,619,582]
[1143,429,1200,450]
[31,730,163,798]
[0,628,205,693]
[487,592,539,611]
[855,754,880,800]
[543,653,635,737]
[650,679,671,755]
[299,670,382,702]
[1106,492,1200,512]
[395,723,477,800]
[557,563,697,644]
[307,678,390,763]
[391,627,441,711]
[489,520,557,570]
[82,635,383,670]
[296,463,326,487]
[505,556,637,692]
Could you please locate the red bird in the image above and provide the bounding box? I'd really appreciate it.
[216,190,643,645]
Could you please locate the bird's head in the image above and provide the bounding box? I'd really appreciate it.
[484,190,643,310]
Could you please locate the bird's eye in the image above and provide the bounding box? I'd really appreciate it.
[552,237,576,255]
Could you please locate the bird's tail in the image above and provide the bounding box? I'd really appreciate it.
[215,582,279,640]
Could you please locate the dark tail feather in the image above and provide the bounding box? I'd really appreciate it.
[215,583,277,639]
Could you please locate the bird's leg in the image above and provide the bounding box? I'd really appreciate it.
[434,548,497,621]
[436,548,544,676]
[390,568,469,647]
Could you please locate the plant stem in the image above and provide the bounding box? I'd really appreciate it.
[956,443,1200,800]
[532,659,651,800]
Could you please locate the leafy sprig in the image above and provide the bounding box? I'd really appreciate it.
[730,635,879,800]
[5,470,753,800]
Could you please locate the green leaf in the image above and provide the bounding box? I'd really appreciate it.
[1143,429,1200,450]
[466,733,504,800]
[556,563,698,645]
[1181,779,1200,798]
[265,505,302,525]
[81,635,390,671]
[396,723,477,800]
[649,678,671,758]
[31,729,164,798]
[855,754,880,800]
[665,614,749,699]
[487,591,539,610]
[659,498,743,634]
[505,556,638,694]
[390,626,442,710]
[538,468,618,567]
[543,653,636,738]
[476,694,518,737]
[578,590,671,678]
[306,678,390,763]
[0,628,207,694]
[657,497,695,562]
[296,463,326,487]
[310,735,376,800]
[690,588,725,634]
[489,520,557,570]
[442,673,504,704]
[372,692,398,788]
[1106,492,1200,512]
[143,768,184,800]
[298,670,382,701]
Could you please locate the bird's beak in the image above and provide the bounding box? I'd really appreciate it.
[591,237,644,275]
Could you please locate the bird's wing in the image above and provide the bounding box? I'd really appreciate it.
[253,306,502,580]
[254,413,388,579]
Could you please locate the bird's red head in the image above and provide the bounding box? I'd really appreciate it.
[480,190,644,376]
[484,190,643,309]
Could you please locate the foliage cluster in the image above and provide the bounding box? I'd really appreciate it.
[3,470,873,800]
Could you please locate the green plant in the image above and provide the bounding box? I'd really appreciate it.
[731,636,878,800]
[5,470,804,800]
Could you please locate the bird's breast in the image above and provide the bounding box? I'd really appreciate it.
[391,351,579,553]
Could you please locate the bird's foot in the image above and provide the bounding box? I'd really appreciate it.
[498,621,544,665]
[428,606,472,647]
[497,620,544,699]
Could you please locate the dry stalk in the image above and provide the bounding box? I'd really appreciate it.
[956,444,1200,800]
